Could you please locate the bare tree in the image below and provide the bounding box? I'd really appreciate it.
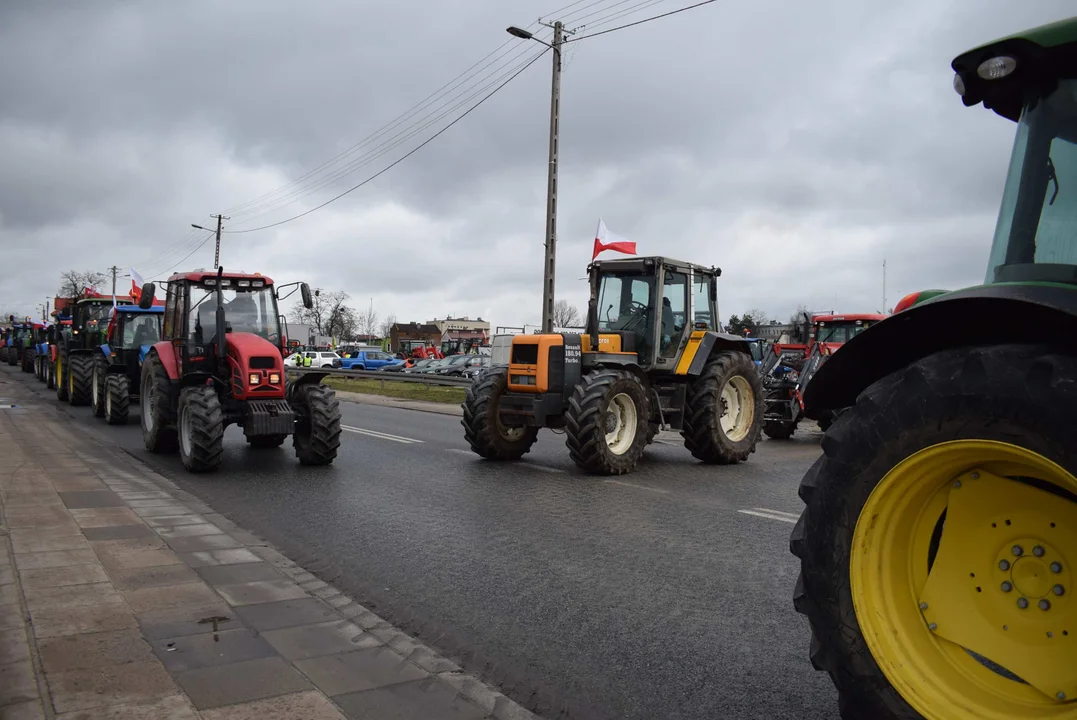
[552,299,582,328]
[57,270,107,301]
[788,304,809,326]
[325,294,358,339]
[290,288,353,334]
[745,307,769,326]
[355,305,380,339]
[379,313,397,339]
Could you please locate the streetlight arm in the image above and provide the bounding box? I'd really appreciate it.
[506,26,554,50]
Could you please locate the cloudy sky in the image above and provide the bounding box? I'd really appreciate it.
[1,0,1072,330]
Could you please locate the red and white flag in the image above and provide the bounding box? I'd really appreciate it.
[129,268,144,303]
[592,219,637,260]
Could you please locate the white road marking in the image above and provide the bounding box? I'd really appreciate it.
[341,425,424,444]
[738,508,799,524]
[605,479,669,494]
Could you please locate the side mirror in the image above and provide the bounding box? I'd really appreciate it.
[138,283,156,309]
[301,283,314,309]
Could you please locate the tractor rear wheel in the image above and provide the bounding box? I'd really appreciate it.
[177,386,224,472]
[763,420,796,440]
[55,351,69,401]
[461,366,538,460]
[7,349,15,366]
[91,356,107,418]
[47,357,56,390]
[248,434,287,449]
[791,344,1077,720]
[565,368,649,475]
[22,349,33,374]
[34,353,43,381]
[682,350,763,463]
[291,383,341,465]
[105,374,129,425]
[67,353,92,406]
[140,353,177,453]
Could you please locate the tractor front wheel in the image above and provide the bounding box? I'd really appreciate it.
[177,386,224,472]
[682,350,763,463]
[461,366,539,460]
[67,354,92,406]
[22,349,33,374]
[140,354,177,453]
[7,349,15,366]
[47,358,56,391]
[763,419,796,440]
[91,357,107,418]
[565,368,649,475]
[105,374,129,425]
[291,383,341,465]
[791,344,1077,720]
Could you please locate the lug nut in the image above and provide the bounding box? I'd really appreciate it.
[1054,585,1065,596]
[928,623,937,631]
[1051,562,1063,573]
[1039,599,1051,611]
[1000,559,1011,571]
[1058,692,1067,701]
[1018,597,1029,609]
[919,602,928,610]
[1013,545,1024,557]
[953,481,962,489]
[970,472,980,480]
[1001,581,1013,593]
[1034,545,1046,557]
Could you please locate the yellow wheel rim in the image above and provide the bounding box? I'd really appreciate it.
[852,440,1077,719]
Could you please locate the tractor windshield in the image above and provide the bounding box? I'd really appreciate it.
[188,286,281,342]
[119,314,162,349]
[596,273,655,332]
[987,79,1077,284]
[815,321,874,344]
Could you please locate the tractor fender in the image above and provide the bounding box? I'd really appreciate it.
[287,371,330,401]
[98,343,111,358]
[148,341,179,380]
[682,332,753,376]
[802,283,1077,418]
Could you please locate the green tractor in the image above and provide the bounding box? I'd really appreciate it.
[791,17,1077,720]
[55,298,116,405]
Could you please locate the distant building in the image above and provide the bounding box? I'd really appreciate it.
[429,316,490,347]
[755,320,793,339]
[389,322,441,352]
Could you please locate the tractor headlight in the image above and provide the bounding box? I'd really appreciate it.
[269,373,280,384]
[249,373,260,385]
[977,55,1016,80]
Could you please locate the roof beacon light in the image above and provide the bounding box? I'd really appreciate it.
[976,55,1017,80]
[953,72,966,96]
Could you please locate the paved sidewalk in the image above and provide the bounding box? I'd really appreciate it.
[0,373,538,719]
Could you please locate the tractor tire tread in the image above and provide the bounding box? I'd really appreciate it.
[178,385,224,472]
[141,353,178,453]
[292,383,341,465]
[461,367,538,460]
[105,374,129,425]
[682,350,764,463]
[68,353,93,406]
[91,355,107,417]
[564,368,648,475]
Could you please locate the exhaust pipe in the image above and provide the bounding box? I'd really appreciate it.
[215,266,226,371]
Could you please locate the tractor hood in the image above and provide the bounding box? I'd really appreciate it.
[225,332,286,399]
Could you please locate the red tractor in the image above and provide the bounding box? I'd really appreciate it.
[135,268,342,473]
[760,312,887,438]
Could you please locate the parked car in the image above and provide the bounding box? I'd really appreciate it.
[285,350,342,368]
[381,358,434,373]
[413,357,452,374]
[433,354,487,376]
[339,350,403,371]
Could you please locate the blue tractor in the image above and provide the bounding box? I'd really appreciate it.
[90,305,164,425]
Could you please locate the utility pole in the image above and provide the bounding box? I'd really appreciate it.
[108,265,119,304]
[191,214,230,269]
[507,20,572,333]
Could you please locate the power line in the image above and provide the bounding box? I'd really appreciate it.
[566,0,718,41]
[570,0,672,33]
[144,233,217,281]
[220,25,551,219]
[228,48,551,225]
[221,48,550,235]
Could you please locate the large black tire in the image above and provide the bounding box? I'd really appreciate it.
[56,350,69,401]
[140,353,178,453]
[68,353,92,406]
[91,355,107,418]
[105,373,129,426]
[8,348,16,366]
[247,434,286,449]
[763,419,796,440]
[564,368,649,475]
[34,353,44,382]
[291,383,341,465]
[177,385,224,472]
[790,344,1077,720]
[461,366,539,460]
[21,349,33,374]
[46,357,56,390]
[682,350,763,463]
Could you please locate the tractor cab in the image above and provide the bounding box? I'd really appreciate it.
[586,256,720,372]
[107,305,164,366]
[809,314,886,355]
[73,299,120,350]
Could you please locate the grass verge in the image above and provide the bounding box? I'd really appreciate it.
[323,377,466,405]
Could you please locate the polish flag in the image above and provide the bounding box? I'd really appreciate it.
[130,268,145,303]
[592,219,637,260]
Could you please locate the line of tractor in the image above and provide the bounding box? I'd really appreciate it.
[3,268,343,474]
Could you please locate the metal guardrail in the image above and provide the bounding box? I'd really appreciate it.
[287,366,473,388]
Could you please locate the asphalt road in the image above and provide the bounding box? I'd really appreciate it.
[4,366,838,720]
